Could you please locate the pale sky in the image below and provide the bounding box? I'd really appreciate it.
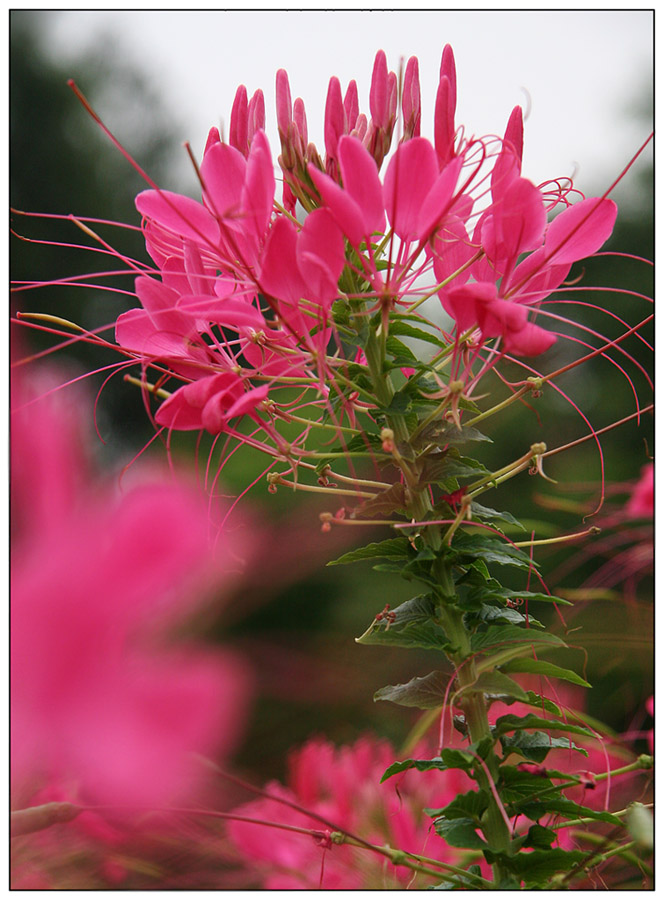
[24,10,655,201]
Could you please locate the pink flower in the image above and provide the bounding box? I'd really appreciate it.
[11,374,251,808]
[227,735,473,889]
[626,463,654,519]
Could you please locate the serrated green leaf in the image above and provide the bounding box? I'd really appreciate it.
[501,658,591,687]
[327,537,411,567]
[471,625,565,653]
[440,456,492,481]
[432,817,487,849]
[374,671,449,709]
[500,731,589,763]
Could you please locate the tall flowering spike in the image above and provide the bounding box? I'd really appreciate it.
[402,56,421,140]
[344,79,359,132]
[324,76,347,176]
[229,84,249,156]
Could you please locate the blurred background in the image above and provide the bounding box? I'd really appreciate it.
[11,9,653,886]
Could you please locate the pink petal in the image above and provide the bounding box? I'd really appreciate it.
[503,320,557,356]
[343,80,359,131]
[506,247,571,306]
[434,76,455,165]
[337,136,385,238]
[136,189,220,248]
[260,216,308,305]
[418,155,463,240]
[241,130,275,243]
[440,282,497,333]
[275,68,292,137]
[384,138,438,242]
[200,142,247,222]
[544,197,617,265]
[308,163,367,248]
[297,208,345,305]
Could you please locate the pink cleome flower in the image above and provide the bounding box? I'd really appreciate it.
[227,734,474,889]
[11,372,251,809]
[108,45,618,446]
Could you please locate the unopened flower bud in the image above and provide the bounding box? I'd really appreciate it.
[380,427,395,453]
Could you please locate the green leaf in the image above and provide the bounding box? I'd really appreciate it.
[471,625,565,653]
[374,671,449,709]
[389,319,449,348]
[419,421,492,446]
[452,534,538,570]
[521,797,621,826]
[469,501,525,532]
[500,731,589,763]
[381,748,474,783]
[458,670,529,703]
[430,790,489,821]
[356,619,450,652]
[523,691,562,717]
[523,824,557,849]
[385,334,419,363]
[440,456,492,481]
[477,605,543,628]
[327,537,411,566]
[493,848,587,885]
[494,713,594,739]
[432,817,487,849]
[352,482,407,519]
[501,658,591,687]
[498,766,558,803]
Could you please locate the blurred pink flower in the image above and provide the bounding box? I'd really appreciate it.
[626,463,654,519]
[227,734,473,889]
[11,373,251,808]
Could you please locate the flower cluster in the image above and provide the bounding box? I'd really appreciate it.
[115,45,617,455]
